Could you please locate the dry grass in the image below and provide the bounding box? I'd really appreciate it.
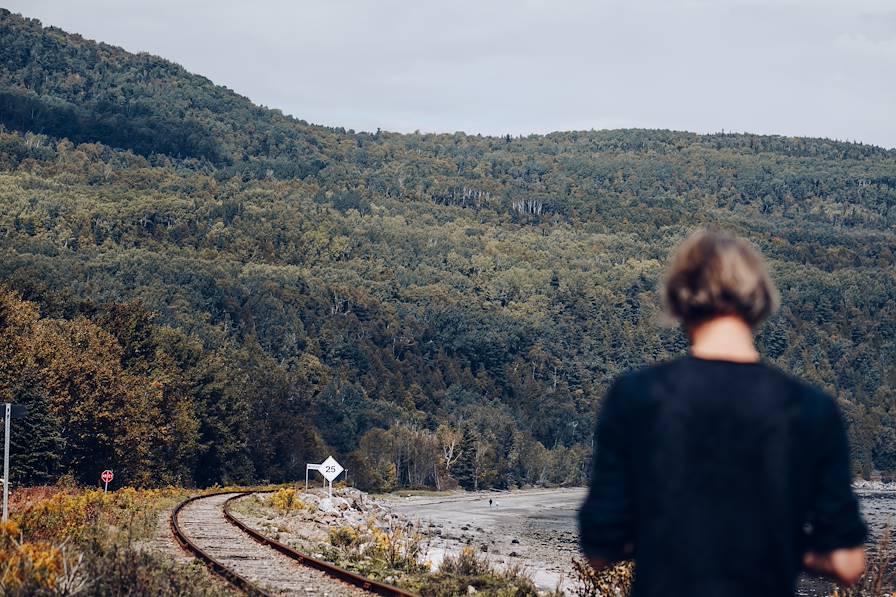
[569,558,634,597]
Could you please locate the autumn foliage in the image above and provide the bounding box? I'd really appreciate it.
[1,8,895,493]
[0,289,200,487]
[0,485,221,595]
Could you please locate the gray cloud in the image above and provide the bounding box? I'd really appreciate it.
[6,0,896,148]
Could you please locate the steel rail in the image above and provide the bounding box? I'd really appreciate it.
[170,490,419,597]
[170,492,274,597]
[223,492,419,597]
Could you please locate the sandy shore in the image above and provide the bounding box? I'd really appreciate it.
[383,487,896,596]
[382,487,587,592]
[226,486,893,595]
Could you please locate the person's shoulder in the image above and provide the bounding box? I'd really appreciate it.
[607,356,688,398]
[760,361,840,419]
[608,360,667,390]
[619,355,693,382]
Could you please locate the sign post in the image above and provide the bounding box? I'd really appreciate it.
[305,456,344,498]
[320,456,344,498]
[101,470,114,493]
[3,404,9,523]
[305,463,322,490]
[2,404,27,523]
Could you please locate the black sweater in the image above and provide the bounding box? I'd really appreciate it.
[579,355,867,597]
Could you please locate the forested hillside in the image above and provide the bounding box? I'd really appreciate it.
[1,9,895,490]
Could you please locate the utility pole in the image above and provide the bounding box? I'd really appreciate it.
[3,403,10,523]
[2,404,28,523]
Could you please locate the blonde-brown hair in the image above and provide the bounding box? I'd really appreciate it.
[662,230,779,329]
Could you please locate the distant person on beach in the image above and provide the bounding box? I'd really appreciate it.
[579,230,867,597]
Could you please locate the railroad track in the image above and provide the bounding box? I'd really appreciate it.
[171,491,418,597]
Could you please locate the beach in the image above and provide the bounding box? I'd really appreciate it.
[387,487,896,594]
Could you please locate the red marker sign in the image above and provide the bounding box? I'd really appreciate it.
[101,469,113,492]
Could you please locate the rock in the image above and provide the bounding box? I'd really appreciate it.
[339,487,363,500]
[318,498,337,513]
[511,538,520,544]
[480,544,488,552]
[300,493,321,507]
[342,512,365,526]
[467,586,477,595]
[331,497,350,511]
[509,551,519,557]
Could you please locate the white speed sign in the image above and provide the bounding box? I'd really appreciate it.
[320,456,344,482]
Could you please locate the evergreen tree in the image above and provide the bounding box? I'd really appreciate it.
[6,374,63,486]
[495,424,517,489]
[453,427,478,490]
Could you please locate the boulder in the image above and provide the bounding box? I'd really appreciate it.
[300,493,321,507]
[318,498,337,513]
[331,497,350,511]
[342,511,365,526]
[340,487,364,501]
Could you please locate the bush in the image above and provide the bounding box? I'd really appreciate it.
[12,486,168,544]
[329,526,360,548]
[0,486,226,596]
[569,558,634,597]
[323,519,429,579]
[75,540,227,597]
[0,522,65,594]
[268,487,305,513]
[439,546,493,576]
[407,547,541,597]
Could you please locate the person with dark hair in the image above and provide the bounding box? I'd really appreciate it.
[578,230,867,597]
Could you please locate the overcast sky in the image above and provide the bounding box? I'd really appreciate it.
[7,0,896,148]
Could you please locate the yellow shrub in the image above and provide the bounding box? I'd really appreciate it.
[12,486,177,544]
[16,489,109,542]
[268,488,305,513]
[570,558,634,597]
[327,519,427,573]
[0,540,63,590]
[0,520,21,539]
[329,526,359,547]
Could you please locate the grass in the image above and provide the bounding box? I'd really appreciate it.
[0,483,292,596]
[401,547,550,597]
[569,558,634,597]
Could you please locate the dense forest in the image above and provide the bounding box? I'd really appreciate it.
[0,9,894,491]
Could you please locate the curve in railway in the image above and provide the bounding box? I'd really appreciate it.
[171,491,419,597]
